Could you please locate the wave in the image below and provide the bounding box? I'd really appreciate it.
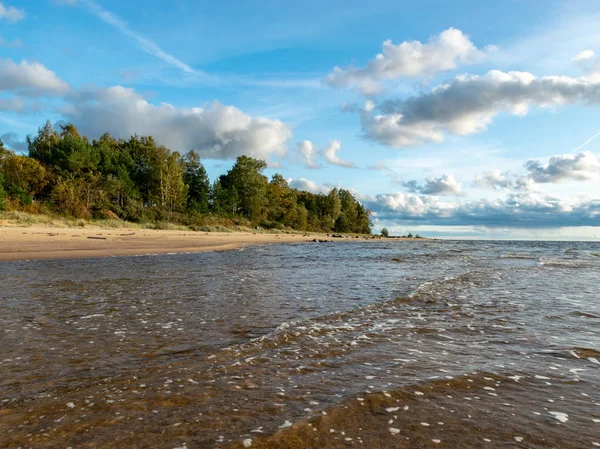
[538,257,593,268]
[501,252,537,260]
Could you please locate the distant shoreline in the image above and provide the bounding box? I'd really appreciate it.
[0,224,429,261]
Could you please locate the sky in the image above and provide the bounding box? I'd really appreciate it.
[1,0,600,239]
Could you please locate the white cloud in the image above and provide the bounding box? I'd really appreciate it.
[295,140,321,169]
[62,86,292,160]
[473,152,600,192]
[372,192,456,218]
[525,151,600,183]
[474,169,513,190]
[0,2,25,23]
[404,173,463,196]
[323,140,357,168]
[0,58,70,96]
[573,49,595,62]
[359,70,600,148]
[514,176,539,192]
[326,28,492,94]
[288,177,333,194]
[573,49,600,75]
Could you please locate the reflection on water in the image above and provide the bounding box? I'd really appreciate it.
[0,240,599,448]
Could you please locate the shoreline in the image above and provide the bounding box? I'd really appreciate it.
[0,225,389,261]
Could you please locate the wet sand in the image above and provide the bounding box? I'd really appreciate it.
[0,225,374,261]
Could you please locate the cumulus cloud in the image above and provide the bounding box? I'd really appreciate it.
[326,28,492,95]
[473,169,513,190]
[365,191,600,228]
[525,151,600,182]
[403,173,463,196]
[288,177,333,194]
[295,140,321,169]
[0,58,70,96]
[514,176,539,192]
[573,49,600,75]
[60,86,291,160]
[358,70,600,148]
[323,140,357,168]
[573,50,595,62]
[369,192,456,219]
[0,2,25,23]
[473,152,600,192]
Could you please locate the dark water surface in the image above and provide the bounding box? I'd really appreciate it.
[1,240,599,448]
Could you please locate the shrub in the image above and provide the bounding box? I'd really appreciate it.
[0,174,5,211]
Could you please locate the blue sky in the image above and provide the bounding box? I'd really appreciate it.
[2,0,600,239]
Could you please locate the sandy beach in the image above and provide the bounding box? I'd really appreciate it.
[0,225,375,261]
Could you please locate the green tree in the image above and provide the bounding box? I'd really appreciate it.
[28,123,99,176]
[51,176,91,218]
[4,120,373,233]
[27,120,60,165]
[221,156,268,220]
[158,151,187,215]
[381,227,389,237]
[183,150,210,213]
[0,152,47,199]
[265,174,301,227]
[211,177,239,215]
[57,124,99,174]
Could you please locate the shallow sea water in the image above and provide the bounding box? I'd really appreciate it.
[0,240,599,448]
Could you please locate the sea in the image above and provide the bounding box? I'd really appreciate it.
[0,240,599,448]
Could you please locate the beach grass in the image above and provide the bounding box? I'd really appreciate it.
[0,210,363,237]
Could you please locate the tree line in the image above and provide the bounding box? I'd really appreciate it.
[0,121,372,234]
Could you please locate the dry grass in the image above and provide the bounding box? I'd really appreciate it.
[0,211,377,239]
[0,211,332,236]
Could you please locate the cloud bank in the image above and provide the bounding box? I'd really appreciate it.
[366,191,600,228]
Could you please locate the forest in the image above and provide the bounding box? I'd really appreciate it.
[0,122,372,234]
